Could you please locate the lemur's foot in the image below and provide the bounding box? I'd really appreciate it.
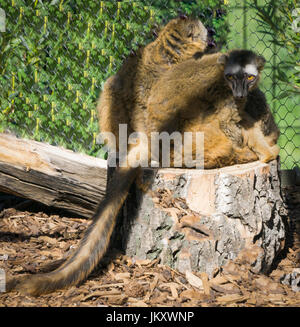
[259,144,280,163]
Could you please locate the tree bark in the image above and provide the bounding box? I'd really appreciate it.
[0,133,107,217]
[117,159,286,277]
[0,133,287,275]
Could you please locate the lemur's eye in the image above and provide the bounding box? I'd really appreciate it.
[226,74,233,80]
[247,75,255,81]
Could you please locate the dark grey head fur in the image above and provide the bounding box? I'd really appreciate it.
[219,50,266,99]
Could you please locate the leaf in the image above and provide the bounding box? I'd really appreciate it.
[185,271,204,290]
[216,294,249,304]
[129,300,148,307]
[180,289,206,301]
[199,272,210,296]
[114,272,131,281]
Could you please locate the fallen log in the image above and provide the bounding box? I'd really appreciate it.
[0,133,107,217]
[116,159,287,276]
[0,133,287,275]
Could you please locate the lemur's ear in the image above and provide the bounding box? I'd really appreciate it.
[217,53,229,66]
[256,55,266,71]
[179,14,188,20]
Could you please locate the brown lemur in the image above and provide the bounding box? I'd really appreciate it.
[8,16,211,296]
[98,16,278,167]
[97,16,209,151]
[10,49,279,296]
[147,50,280,168]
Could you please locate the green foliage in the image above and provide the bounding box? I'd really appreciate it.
[142,0,229,45]
[249,0,300,97]
[0,0,228,157]
[245,0,300,169]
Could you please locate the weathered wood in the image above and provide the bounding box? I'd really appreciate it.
[117,160,287,277]
[0,133,107,217]
[0,133,287,276]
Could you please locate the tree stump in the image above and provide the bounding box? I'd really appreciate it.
[116,160,286,277]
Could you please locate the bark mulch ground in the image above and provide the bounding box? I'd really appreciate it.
[0,186,299,307]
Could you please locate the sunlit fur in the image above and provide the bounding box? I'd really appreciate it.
[9,49,279,296]
[147,50,279,166]
[8,17,210,296]
[97,16,209,150]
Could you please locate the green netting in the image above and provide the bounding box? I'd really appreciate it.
[226,0,300,170]
[0,0,298,169]
[0,0,228,158]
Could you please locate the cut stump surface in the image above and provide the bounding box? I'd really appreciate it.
[116,160,286,277]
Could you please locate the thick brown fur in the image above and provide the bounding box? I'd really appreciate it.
[8,165,139,296]
[9,47,279,295]
[8,17,210,297]
[146,51,280,167]
[98,16,208,150]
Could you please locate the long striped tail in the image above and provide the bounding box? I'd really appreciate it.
[12,166,139,296]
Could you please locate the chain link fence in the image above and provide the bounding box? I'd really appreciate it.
[0,0,299,169]
[226,0,300,170]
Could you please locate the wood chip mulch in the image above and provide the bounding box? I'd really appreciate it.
[0,186,299,307]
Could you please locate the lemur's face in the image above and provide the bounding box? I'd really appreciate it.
[189,20,208,44]
[224,62,259,99]
[177,17,208,44]
[221,50,266,99]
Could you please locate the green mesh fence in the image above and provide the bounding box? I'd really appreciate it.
[0,0,298,169]
[226,0,300,170]
[0,0,228,158]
